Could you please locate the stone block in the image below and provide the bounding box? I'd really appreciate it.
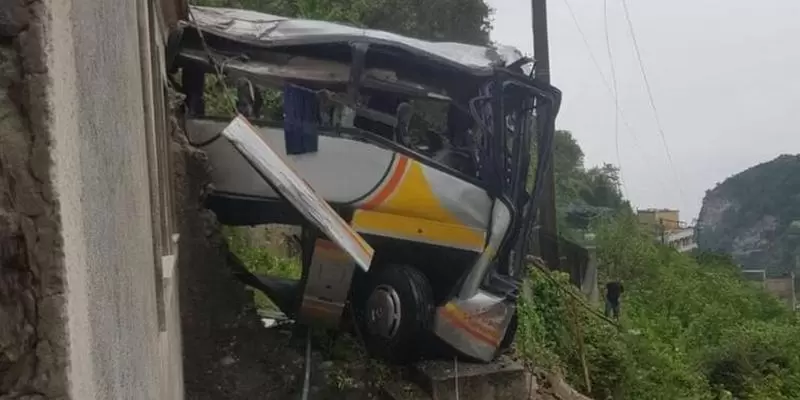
[411,356,527,400]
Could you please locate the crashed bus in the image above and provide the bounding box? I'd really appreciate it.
[168,6,561,363]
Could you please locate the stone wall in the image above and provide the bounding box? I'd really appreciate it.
[1,0,184,398]
[0,6,71,397]
[764,276,795,309]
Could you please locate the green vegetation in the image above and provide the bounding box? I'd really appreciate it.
[224,226,301,310]
[518,216,800,400]
[547,130,631,240]
[517,140,800,400]
[552,130,628,213]
[193,0,491,45]
[697,154,800,276]
[225,227,301,279]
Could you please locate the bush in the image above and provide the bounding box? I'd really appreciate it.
[517,267,629,399]
[224,226,301,310]
[517,216,800,399]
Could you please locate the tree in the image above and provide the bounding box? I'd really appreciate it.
[547,130,627,214]
[361,0,492,45]
[581,164,625,210]
[551,130,586,206]
[193,0,492,45]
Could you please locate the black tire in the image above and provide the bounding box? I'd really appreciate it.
[357,264,434,364]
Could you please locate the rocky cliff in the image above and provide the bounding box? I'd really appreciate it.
[697,154,800,276]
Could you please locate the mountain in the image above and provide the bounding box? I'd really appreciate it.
[697,154,800,276]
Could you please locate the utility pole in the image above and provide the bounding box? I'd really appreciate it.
[791,271,796,311]
[788,221,800,311]
[532,0,560,269]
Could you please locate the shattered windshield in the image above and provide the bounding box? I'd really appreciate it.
[174,9,548,188]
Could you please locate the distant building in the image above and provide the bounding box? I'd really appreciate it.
[742,269,797,310]
[665,227,698,253]
[637,208,680,230]
[637,208,698,253]
[765,274,797,310]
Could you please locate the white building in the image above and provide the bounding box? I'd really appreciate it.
[636,209,698,253]
[664,226,698,253]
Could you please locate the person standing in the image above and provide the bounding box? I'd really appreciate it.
[605,281,624,320]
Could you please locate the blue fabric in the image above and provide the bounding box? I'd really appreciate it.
[283,84,319,155]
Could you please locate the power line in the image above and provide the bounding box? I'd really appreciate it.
[558,0,651,170]
[619,0,687,205]
[559,0,615,108]
[602,0,627,199]
[557,0,674,199]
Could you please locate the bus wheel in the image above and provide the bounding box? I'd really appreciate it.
[359,264,434,363]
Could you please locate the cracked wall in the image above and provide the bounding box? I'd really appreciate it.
[1,0,184,398]
[1,4,70,398]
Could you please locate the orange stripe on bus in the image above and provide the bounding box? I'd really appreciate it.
[362,156,409,210]
[439,307,501,347]
[315,226,372,265]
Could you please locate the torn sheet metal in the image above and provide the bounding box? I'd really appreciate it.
[179,48,453,102]
[185,6,525,75]
[220,115,374,271]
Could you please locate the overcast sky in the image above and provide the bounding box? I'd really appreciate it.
[488,0,800,220]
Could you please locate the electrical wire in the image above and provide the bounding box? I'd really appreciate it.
[563,0,647,190]
[619,0,688,205]
[558,0,675,201]
[603,0,628,200]
[558,0,636,145]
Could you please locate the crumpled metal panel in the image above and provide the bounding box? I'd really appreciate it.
[220,115,375,271]
[186,5,525,75]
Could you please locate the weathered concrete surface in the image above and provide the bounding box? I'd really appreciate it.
[764,275,795,309]
[411,357,528,400]
[1,24,70,400]
[380,358,594,400]
[44,0,164,397]
[2,0,184,398]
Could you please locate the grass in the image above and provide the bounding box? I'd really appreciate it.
[223,226,302,311]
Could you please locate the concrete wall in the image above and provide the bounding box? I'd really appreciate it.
[764,276,795,309]
[1,0,184,398]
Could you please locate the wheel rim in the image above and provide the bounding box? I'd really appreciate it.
[365,284,402,339]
